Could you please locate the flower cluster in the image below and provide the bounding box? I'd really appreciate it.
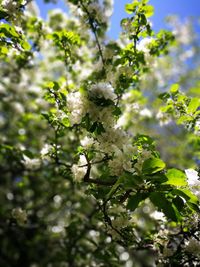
[87,2,107,24]
[89,83,116,101]
[1,0,24,12]
[22,155,41,170]
[134,149,152,174]
[71,155,87,182]
[68,83,138,179]
[67,91,88,125]
[137,37,154,54]
[67,82,116,126]
[12,207,27,225]
[185,238,200,258]
[185,169,200,199]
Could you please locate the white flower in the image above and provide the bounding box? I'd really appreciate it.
[185,169,200,199]
[103,47,115,60]
[185,169,200,187]
[139,108,152,118]
[2,0,18,11]
[134,150,152,173]
[123,144,137,156]
[71,165,86,182]
[87,3,106,24]
[137,37,154,53]
[67,91,88,125]
[108,146,133,176]
[80,136,94,148]
[40,144,52,160]
[12,102,24,114]
[156,111,171,126]
[99,107,115,128]
[150,211,166,221]
[71,155,87,182]
[22,155,41,170]
[12,207,27,224]
[185,238,200,258]
[163,247,174,257]
[90,83,116,101]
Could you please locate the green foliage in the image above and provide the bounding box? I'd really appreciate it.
[0,0,200,266]
[142,157,166,174]
[164,168,187,186]
[149,192,180,222]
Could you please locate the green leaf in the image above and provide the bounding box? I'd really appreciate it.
[23,150,34,159]
[142,158,166,174]
[89,122,98,133]
[150,192,180,222]
[0,10,9,20]
[158,92,170,101]
[135,134,155,147]
[173,196,184,211]
[163,169,187,186]
[144,5,154,18]
[113,106,122,116]
[125,2,138,14]
[61,117,70,128]
[106,176,124,200]
[127,192,149,211]
[170,83,179,94]
[20,40,31,50]
[95,122,105,135]
[187,98,200,114]
[122,173,143,189]
[0,23,19,38]
[171,189,199,208]
[177,115,192,125]
[147,173,168,183]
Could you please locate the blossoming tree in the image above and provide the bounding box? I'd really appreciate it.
[0,0,200,266]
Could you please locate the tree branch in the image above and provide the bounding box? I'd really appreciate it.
[79,1,105,67]
[83,154,117,186]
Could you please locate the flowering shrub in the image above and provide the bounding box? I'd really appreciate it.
[0,0,200,266]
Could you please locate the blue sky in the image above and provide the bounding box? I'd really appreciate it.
[36,0,200,39]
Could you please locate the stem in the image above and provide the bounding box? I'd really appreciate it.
[54,127,59,165]
[79,1,105,68]
[83,154,117,186]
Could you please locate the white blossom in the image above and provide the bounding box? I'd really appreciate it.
[156,111,172,126]
[12,102,24,114]
[134,150,152,174]
[139,108,152,118]
[87,3,107,24]
[150,211,166,221]
[80,136,94,148]
[185,169,200,199]
[71,155,87,182]
[67,91,88,125]
[89,83,116,101]
[12,207,27,224]
[194,119,200,136]
[2,0,20,12]
[22,155,41,170]
[185,169,200,187]
[185,238,200,258]
[163,247,174,257]
[108,146,133,176]
[40,144,53,160]
[137,37,154,53]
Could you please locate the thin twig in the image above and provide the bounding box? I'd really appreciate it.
[79,1,105,67]
[83,154,117,186]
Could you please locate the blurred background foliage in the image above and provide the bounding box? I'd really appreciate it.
[0,0,200,266]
